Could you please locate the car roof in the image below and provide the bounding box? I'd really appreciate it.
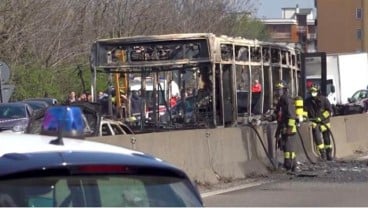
[0,132,143,157]
[0,102,33,114]
[101,117,124,123]
[0,133,188,179]
[22,100,49,105]
[0,102,29,107]
[24,98,58,105]
[100,118,135,134]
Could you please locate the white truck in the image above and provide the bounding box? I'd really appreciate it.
[305,52,368,109]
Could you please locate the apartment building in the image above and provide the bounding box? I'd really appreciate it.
[261,6,317,52]
[316,0,368,53]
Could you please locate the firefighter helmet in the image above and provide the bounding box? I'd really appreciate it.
[275,80,288,90]
[309,84,320,93]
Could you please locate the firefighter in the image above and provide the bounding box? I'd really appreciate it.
[304,84,333,161]
[271,80,298,172]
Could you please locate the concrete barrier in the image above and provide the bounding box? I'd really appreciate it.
[87,126,271,184]
[294,113,368,161]
[86,113,368,185]
[296,122,319,163]
[330,113,368,157]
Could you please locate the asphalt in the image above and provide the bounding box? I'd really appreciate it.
[199,154,368,198]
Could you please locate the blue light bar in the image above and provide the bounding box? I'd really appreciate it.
[41,106,85,139]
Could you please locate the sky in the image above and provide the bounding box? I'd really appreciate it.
[255,0,315,19]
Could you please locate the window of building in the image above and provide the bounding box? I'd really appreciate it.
[356,8,362,19]
[357,28,362,40]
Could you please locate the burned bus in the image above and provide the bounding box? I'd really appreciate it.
[90,33,302,131]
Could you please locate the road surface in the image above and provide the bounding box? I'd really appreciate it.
[202,158,368,206]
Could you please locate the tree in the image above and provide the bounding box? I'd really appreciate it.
[0,0,266,101]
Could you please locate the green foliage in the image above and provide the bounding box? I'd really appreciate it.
[230,15,270,41]
[10,63,109,102]
[242,19,270,40]
[11,65,56,101]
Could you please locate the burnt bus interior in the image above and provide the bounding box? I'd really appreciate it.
[90,34,302,132]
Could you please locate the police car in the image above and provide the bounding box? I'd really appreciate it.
[0,106,203,207]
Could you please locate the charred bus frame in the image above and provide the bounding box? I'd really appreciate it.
[90,33,302,130]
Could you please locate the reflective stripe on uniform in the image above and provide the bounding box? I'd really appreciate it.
[325,144,333,149]
[284,152,296,159]
[318,143,325,150]
[288,118,297,133]
[296,108,304,115]
[303,111,308,118]
[288,118,296,126]
[291,125,296,133]
[322,110,330,119]
[320,123,331,132]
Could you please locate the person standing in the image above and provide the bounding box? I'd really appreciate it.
[169,94,178,108]
[98,91,105,101]
[271,80,298,172]
[130,90,142,116]
[65,91,76,105]
[251,79,262,114]
[304,84,334,161]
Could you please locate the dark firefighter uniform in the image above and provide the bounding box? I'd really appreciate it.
[272,80,298,171]
[304,85,333,161]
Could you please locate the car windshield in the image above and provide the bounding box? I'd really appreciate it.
[351,90,368,101]
[0,175,201,207]
[0,105,26,119]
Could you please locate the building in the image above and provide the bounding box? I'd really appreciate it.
[316,0,368,53]
[261,6,317,52]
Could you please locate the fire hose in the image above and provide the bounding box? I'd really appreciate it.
[247,119,278,170]
[246,115,315,170]
[273,122,316,165]
[296,124,316,164]
[260,113,318,167]
[246,114,337,171]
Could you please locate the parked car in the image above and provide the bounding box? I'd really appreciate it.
[0,102,34,133]
[0,107,203,207]
[100,117,135,136]
[336,89,368,115]
[347,89,368,104]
